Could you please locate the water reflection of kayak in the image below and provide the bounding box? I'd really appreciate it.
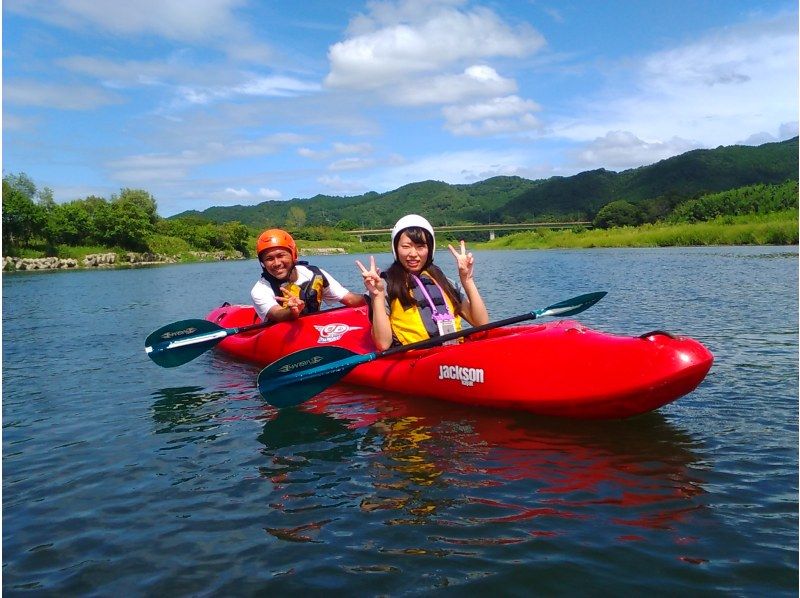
[263,392,705,542]
[207,304,713,419]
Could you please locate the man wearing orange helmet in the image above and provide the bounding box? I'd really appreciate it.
[251,228,365,322]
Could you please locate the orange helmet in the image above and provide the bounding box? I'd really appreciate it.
[256,229,297,261]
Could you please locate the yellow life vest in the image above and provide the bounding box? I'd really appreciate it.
[388,272,462,345]
[262,263,327,314]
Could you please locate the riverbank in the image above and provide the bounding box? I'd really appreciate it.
[472,210,798,250]
[2,250,243,272]
[4,212,796,272]
[0,247,355,272]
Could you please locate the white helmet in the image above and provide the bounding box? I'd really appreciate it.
[391,214,435,261]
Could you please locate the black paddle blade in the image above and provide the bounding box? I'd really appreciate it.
[536,291,607,319]
[145,318,225,368]
[257,346,363,408]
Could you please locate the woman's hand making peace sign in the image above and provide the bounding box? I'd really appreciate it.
[448,240,475,282]
[356,255,385,298]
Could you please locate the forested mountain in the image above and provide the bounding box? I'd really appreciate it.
[172,137,798,228]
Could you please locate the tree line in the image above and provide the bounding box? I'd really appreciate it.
[3,171,797,259]
[592,180,798,228]
[2,173,251,257]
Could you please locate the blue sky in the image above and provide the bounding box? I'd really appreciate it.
[3,0,798,217]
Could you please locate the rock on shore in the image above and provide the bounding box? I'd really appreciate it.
[3,250,244,272]
[300,247,346,255]
[2,256,80,271]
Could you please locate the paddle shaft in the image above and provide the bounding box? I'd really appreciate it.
[267,311,543,387]
[380,310,539,358]
[257,291,606,404]
[376,290,607,358]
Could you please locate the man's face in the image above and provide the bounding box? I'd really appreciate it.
[260,247,294,279]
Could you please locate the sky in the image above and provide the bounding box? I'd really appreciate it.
[3,0,798,217]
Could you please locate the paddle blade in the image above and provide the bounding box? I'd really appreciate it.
[257,346,369,408]
[536,291,607,319]
[145,319,226,368]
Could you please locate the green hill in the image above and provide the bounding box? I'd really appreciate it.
[171,137,798,228]
[505,138,799,221]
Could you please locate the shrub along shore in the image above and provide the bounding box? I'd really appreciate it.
[474,210,798,250]
[3,210,796,273]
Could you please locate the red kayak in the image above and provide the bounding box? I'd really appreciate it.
[205,303,713,419]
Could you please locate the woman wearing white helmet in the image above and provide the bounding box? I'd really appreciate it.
[356,214,489,350]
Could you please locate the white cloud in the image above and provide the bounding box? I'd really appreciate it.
[779,121,799,138]
[323,1,549,140]
[233,76,322,97]
[742,132,779,145]
[2,113,41,130]
[4,80,121,110]
[107,151,206,183]
[7,0,236,39]
[324,148,539,194]
[106,134,307,183]
[224,187,252,197]
[50,183,117,204]
[258,187,282,199]
[325,1,544,89]
[553,13,798,148]
[170,75,321,109]
[571,131,700,170]
[58,54,245,91]
[317,174,369,195]
[218,133,310,158]
[207,186,282,204]
[443,95,542,136]
[542,7,565,24]
[298,147,320,159]
[59,55,184,85]
[328,157,377,171]
[741,121,799,145]
[332,142,373,154]
[6,0,272,63]
[389,65,517,106]
[56,55,320,118]
[299,142,374,160]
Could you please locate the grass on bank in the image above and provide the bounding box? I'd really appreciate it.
[10,244,118,260]
[473,210,798,250]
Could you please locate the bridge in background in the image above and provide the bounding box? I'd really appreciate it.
[347,221,592,242]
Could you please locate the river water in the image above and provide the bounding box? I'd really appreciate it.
[3,246,798,595]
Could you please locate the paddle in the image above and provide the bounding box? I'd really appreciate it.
[257,291,607,408]
[145,317,272,368]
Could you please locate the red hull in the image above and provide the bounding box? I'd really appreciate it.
[206,304,713,419]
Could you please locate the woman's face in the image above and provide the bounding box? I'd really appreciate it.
[260,247,294,279]
[396,231,428,274]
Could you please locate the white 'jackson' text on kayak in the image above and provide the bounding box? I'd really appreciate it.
[438,365,484,387]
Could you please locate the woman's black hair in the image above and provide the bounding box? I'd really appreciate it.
[386,226,463,312]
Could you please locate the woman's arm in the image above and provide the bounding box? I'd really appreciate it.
[356,256,394,350]
[448,241,489,326]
